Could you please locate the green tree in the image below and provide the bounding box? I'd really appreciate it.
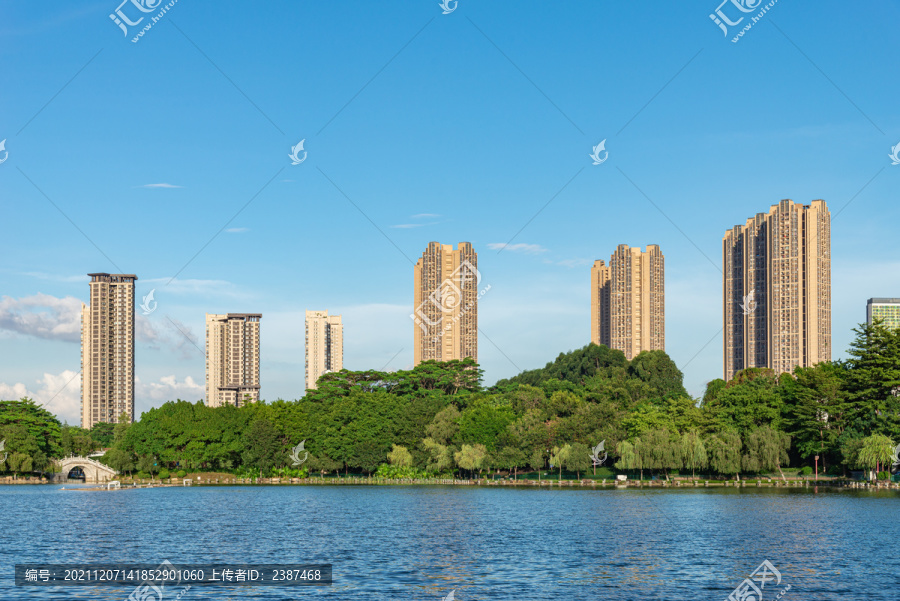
[785,363,846,472]
[565,442,591,479]
[387,444,413,468]
[89,422,116,447]
[627,350,689,399]
[550,444,568,480]
[857,434,895,477]
[6,453,32,475]
[741,426,790,479]
[457,398,515,450]
[528,447,545,473]
[425,405,460,445]
[422,438,453,473]
[640,429,681,479]
[702,372,783,434]
[494,446,526,479]
[842,322,900,440]
[0,398,62,458]
[680,430,707,478]
[0,423,42,476]
[454,444,487,478]
[706,431,742,479]
[241,418,283,475]
[102,448,135,475]
[615,439,643,479]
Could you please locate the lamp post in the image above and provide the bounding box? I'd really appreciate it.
[814,455,819,482]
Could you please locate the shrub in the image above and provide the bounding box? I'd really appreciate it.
[877,471,890,480]
[176,470,186,478]
[374,464,433,479]
[799,466,813,476]
[595,467,615,478]
[271,467,309,478]
[135,471,150,479]
[158,468,170,479]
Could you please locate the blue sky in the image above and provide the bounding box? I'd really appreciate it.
[1,1,898,424]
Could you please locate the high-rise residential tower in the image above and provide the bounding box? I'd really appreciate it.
[412,242,478,365]
[81,273,137,429]
[723,199,831,381]
[867,298,900,329]
[591,244,665,360]
[205,313,261,407]
[305,310,343,390]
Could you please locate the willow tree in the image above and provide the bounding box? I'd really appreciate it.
[857,434,895,478]
[615,439,643,480]
[387,444,413,468]
[681,430,707,479]
[454,444,486,478]
[706,431,741,479]
[742,426,790,481]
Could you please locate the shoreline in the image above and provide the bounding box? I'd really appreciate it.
[6,475,899,491]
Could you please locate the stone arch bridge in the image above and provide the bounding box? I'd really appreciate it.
[56,456,118,483]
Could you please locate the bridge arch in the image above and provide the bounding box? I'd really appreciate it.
[57,456,118,483]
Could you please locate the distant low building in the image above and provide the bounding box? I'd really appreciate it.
[867,298,900,329]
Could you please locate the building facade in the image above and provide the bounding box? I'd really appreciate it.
[591,245,665,360]
[412,242,478,365]
[81,273,137,429]
[723,199,831,381]
[305,310,343,390]
[867,298,900,329]
[205,313,262,407]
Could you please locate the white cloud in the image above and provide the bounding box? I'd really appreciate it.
[0,371,207,425]
[0,370,81,425]
[487,242,548,254]
[136,374,204,404]
[412,213,440,219]
[0,293,82,342]
[136,315,203,359]
[138,183,182,189]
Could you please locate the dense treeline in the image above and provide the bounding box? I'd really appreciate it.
[1,322,899,480]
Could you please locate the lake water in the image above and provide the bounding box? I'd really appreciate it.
[1,484,897,600]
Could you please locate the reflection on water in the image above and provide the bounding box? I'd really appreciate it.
[1,485,897,600]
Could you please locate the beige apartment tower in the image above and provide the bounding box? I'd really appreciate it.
[591,245,665,360]
[205,313,261,407]
[412,242,478,365]
[723,199,831,381]
[305,310,343,390]
[81,273,137,429]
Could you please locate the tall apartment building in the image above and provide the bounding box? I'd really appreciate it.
[205,313,261,407]
[723,199,831,381]
[591,244,665,360]
[81,273,137,429]
[412,242,478,365]
[305,310,343,390]
[867,298,900,329]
